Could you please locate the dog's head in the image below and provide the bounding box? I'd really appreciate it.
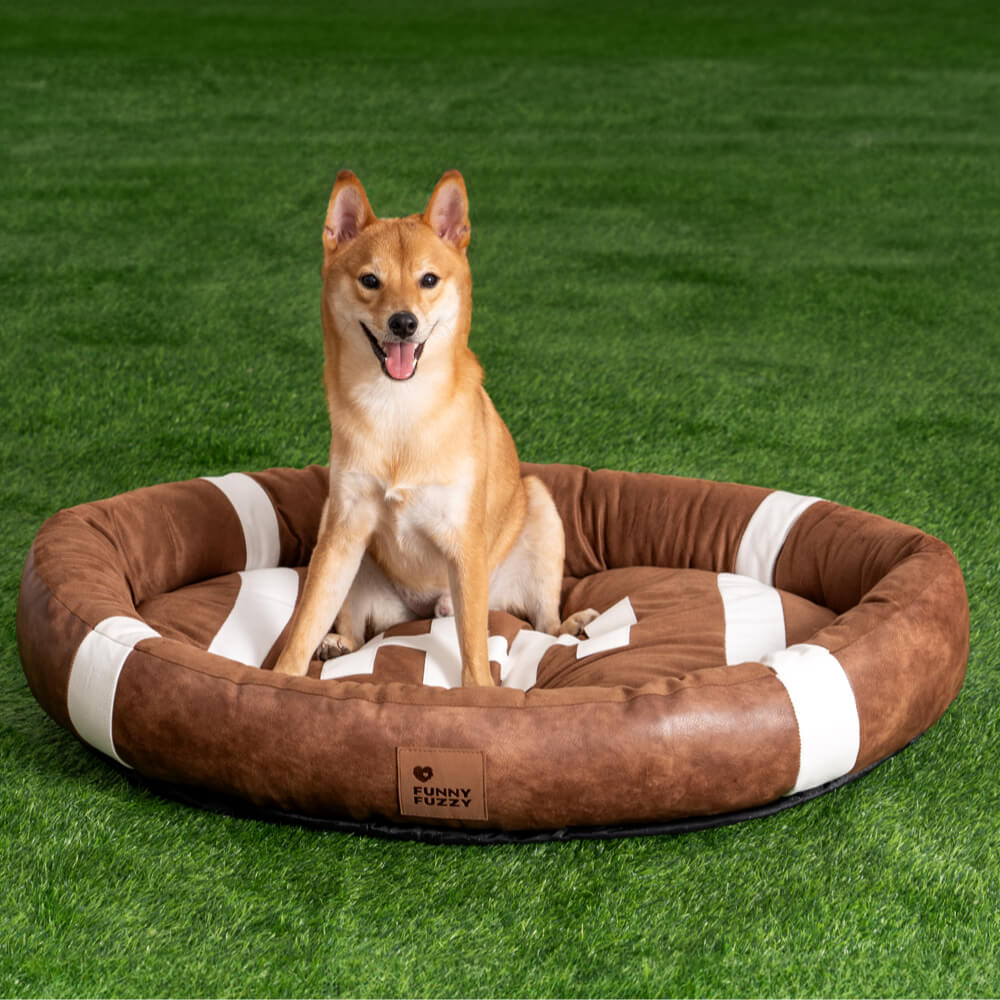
[320,171,472,383]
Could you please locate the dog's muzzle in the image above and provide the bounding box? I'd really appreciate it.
[361,320,426,381]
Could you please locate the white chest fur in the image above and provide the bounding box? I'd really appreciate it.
[379,476,470,552]
[329,464,473,580]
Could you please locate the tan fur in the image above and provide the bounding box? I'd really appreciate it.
[273,170,594,686]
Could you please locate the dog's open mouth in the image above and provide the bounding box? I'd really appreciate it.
[362,323,426,381]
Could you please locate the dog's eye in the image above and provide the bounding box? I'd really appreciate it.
[420,273,439,289]
[359,273,380,290]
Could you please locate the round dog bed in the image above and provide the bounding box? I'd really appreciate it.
[17,463,968,841]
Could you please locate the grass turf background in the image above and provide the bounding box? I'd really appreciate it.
[2,0,999,996]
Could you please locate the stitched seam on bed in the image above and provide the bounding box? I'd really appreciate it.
[30,546,957,711]
[41,576,787,709]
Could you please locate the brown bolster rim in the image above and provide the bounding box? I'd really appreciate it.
[16,463,968,837]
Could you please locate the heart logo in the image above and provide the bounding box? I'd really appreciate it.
[413,766,434,783]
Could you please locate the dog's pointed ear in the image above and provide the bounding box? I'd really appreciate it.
[324,171,376,252]
[422,170,471,253]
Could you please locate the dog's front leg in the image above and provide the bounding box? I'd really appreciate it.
[448,527,494,688]
[273,503,374,676]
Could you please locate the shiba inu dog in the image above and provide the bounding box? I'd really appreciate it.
[273,170,595,686]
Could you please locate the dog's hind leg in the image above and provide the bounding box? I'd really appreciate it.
[317,553,416,660]
[490,475,596,635]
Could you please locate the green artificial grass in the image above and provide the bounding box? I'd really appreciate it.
[2,0,999,996]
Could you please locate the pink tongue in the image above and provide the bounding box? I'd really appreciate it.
[384,340,417,380]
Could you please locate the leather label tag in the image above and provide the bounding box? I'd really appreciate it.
[397,747,487,821]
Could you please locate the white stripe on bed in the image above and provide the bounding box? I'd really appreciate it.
[576,596,637,658]
[762,643,861,794]
[319,597,638,690]
[503,629,576,690]
[318,637,380,681]
[202,473,281,570]
[66,616,161,767]
[419,616,467,689]
[735,490,821,585]
[717,572,786,665]
[207,568,300,668]
[319,616,467,687]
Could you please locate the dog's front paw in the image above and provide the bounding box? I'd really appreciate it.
[557,608,600,639]
[315,632,356,661]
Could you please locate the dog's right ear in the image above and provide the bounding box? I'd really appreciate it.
[324,171,376,252]
[423,170,471,253]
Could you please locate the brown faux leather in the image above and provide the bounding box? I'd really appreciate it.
[524,463,771,578]
[251,465,327,568]
[16,463,969,832]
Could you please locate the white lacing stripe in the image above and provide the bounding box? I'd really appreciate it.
[320,597,638,690]
[67,616,161,767]
[762,643,861,794]
[202,473,281,570]
[717,572,786,665]
[207,568,300,667]
[735,490,821,585]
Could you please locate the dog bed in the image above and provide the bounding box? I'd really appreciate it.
[17,463,968,842]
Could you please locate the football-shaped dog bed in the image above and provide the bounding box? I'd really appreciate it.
[17,463,968,842]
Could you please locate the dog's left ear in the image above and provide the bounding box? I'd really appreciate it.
[423,170,471,253]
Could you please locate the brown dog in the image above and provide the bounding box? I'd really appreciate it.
[273,171,594,686]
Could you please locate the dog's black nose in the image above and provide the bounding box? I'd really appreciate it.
[387,311,418,339]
